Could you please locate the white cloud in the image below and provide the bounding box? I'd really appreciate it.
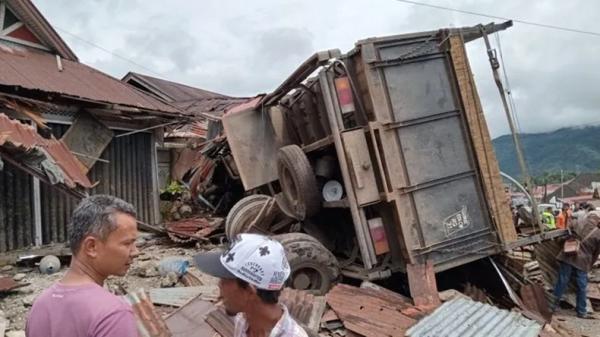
[33,0,600,137]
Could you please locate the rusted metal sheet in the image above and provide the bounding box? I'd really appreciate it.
[164,217,223,243]
[520,284,552,323]
[280,288,327,332]
[407,260,441,308]
[406,297,542,337]
[125,289,172,337]
[0,276,27,292]
[165,295,219,337]
[326,284,419,337]
[0,113,92,189]
[0,160,34,252]
[0,44,179,114]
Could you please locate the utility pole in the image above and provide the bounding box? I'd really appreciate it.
[479,25,541,231]
[561,169,564,200]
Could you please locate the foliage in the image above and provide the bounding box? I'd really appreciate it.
[493,126,600,178]
[160,180,185,196]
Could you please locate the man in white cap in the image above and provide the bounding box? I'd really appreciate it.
[194,233,308,337]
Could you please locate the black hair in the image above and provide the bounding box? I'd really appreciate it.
[69,195,136,253]
[236,279,281,304]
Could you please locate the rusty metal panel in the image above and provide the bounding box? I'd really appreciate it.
[355,33,499,270]
[326,284,419,337]
[0,114,92,189]
[406,297,542,337]
[0,44,179,113]
[341,129,379,206]
[0,160,34,252]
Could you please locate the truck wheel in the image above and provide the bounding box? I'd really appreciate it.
[277,145,320,220]
[226,194,269,239]
[274,233,340,295]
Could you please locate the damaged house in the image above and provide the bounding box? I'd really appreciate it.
[0,0,186,253]
[122,72,250,214]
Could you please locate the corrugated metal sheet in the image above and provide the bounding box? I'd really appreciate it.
[326,284,420,337]
[123,72,250,118]
[36,124,157,245]
[124,72,228,102]
[0,44,179,113]
[0,113,92,188]
[0,160,34,252]
[406,297,542,337]
[87,129,156,224]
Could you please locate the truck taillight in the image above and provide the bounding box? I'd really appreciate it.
[368,218,390,255]
[334,76,356,114]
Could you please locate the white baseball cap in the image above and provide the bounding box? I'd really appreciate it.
[194,233,291,290]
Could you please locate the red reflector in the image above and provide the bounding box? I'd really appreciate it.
[368,218,390,255]
[334,77,355,114]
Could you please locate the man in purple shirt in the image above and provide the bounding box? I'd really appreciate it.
[26,195,140,337]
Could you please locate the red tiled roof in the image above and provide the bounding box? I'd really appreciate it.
[0,44,180,114]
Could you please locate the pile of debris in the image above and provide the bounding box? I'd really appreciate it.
[133,275,585,337]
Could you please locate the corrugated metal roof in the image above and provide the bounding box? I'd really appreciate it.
[406,297,542,337]
[0,113,92,188]
[124,72,229,102]
[123,72,250,118]
[174,97,250,118]
[0,44,179,113]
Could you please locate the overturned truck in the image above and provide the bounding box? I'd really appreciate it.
[222,22,566,295]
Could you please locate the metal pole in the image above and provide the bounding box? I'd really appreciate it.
[561,169,564,200]
[479,26,542,231]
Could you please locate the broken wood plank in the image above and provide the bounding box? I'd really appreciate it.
[407,260,441,308]
[165,295,219,337]
[149,286,219,307]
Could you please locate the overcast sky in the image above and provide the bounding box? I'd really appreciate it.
[33,0,600,138]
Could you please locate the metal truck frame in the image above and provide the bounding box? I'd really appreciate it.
[222,21,567,295]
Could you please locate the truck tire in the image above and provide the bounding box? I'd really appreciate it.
[273,233,340,295]
[277,145,320,220]
[226,194,270,239]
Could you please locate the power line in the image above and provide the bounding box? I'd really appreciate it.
[395,0,600,37]
[53,26,164,77]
